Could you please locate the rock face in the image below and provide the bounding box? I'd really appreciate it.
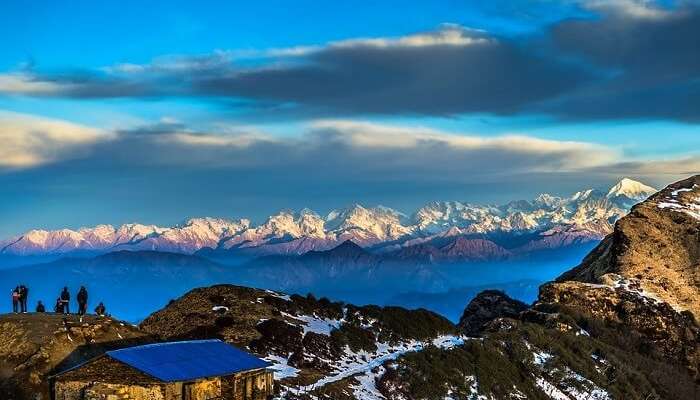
[537,279,699,375]
[0,313,151,400]
[457,290,528,336]
[560,175,700,319]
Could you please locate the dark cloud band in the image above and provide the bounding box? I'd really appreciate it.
[1,4,699,122]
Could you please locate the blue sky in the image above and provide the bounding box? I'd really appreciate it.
[0,0,699,237]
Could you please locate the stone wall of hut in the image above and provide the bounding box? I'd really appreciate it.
[220,369,273,400]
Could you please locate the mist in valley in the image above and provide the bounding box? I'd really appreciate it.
[0,243,595,322]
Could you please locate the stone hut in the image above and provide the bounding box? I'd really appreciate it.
[51,339,273,400]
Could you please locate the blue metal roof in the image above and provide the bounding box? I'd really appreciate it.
[105,339,270,382]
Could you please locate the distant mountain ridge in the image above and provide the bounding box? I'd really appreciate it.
[0,178,656,261]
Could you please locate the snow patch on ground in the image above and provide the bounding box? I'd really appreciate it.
[263,354,300,379]
[280,312,341,336]
[531,348,612,400]
[672,186,695,196]
[576,328,590,336]
[211,305,229,312]
[432,335,465,349]
[657,184,700,220]
[465,376,494,400]
[610,275,672,308]
[296,314,342,336]
[533,350,553,366]
[351,366,387,400]
[290,335,466,394]
[564,370,611,400]
[265,289,291,301]
[591,354,611,375]
[535,377,571,400]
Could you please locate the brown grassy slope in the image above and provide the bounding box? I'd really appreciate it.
[559,175,700,318]
[0,313,151,400]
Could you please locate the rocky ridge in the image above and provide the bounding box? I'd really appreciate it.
[138,284,461,398]
[0,313,151,400]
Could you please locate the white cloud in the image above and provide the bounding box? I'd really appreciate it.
[584,0,673,19]
[163,131,273,148]
[329,24,492,49]
[0,73,68,95]
[310,119,617,170]
[0,111,108,168]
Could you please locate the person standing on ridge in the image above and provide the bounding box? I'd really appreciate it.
[19,284,28,313]
[11,286,19,313]
[77,286,88,315]
[36,301,45,313]
[60,287,70,314]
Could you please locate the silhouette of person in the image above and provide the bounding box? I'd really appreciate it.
[36,301,46,313]
[60,287,70,314]
[18,284,28,313]
[94,302,106,317]
[77,286,88,315]
[11,286,19,313]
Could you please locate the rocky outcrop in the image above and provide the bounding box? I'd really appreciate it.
[560,175,700,319]
[457,290,528,336]
[0,313,151,400]
[537,279,699,375]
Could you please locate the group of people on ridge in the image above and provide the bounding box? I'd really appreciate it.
[10,284,107,317]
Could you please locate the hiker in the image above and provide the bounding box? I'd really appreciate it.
[36,301,46,313]
[11,286,19,313]
[60,287,70,314]
[19,284,28,313]
[94,302,106,317]
[77,286,88,315]
[54,297,64,313]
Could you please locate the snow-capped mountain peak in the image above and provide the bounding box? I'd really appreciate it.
[533,193,564,208]
[606,178,656,201]
[325,204,411,243]
[570,189,595,202]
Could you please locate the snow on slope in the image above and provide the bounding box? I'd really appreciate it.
[656,182,700,220]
